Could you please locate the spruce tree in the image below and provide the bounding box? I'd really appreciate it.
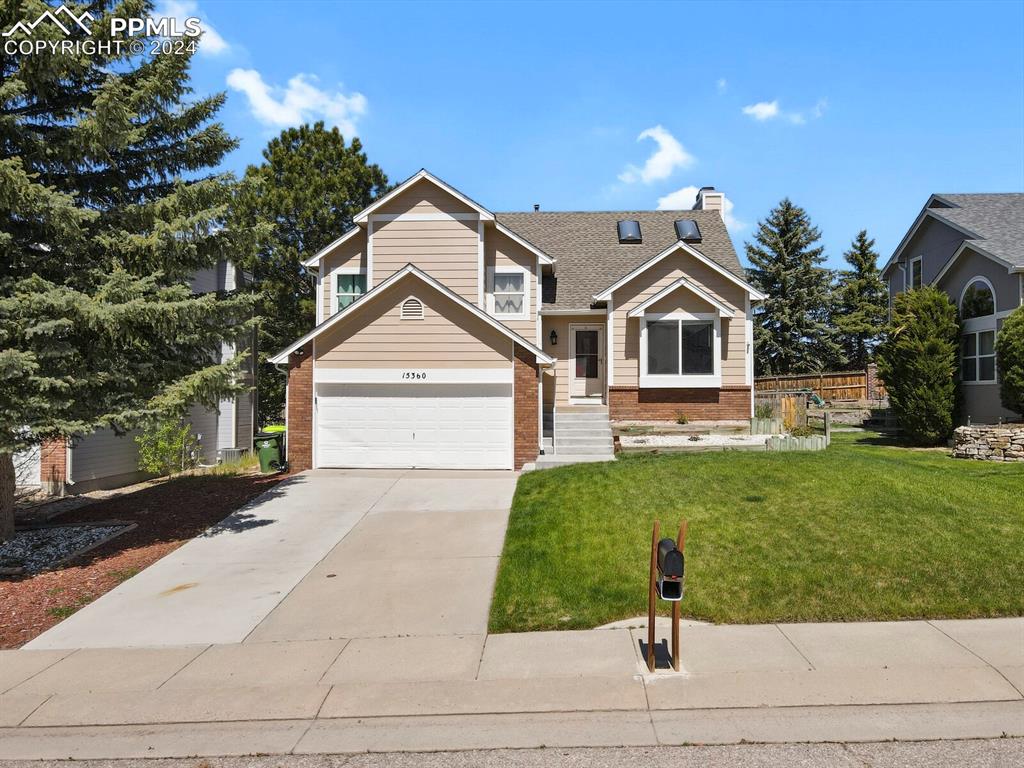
[0,0,255,540]
[231,123,388,424]
[833,230,888,370]
[746,199,844,375]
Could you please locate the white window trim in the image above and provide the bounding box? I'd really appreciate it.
[486,265,530,321]
[961,328,997,385]
[332,266,367,315]
[639,311,721,389]
[958,275,997,320]
[908,255,923,290]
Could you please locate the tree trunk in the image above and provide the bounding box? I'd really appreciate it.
[0,452,15,543]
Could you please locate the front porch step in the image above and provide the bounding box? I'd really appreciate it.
[533,454,616,469]
[555,435,614,448]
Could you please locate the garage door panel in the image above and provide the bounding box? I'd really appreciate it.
[316,382,512,469]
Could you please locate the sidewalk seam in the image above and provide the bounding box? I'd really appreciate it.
[1,649,80,695]
[15,693,53,727]
[774,624,817,670]
[156,644,214,690]
[927,620,1024,698]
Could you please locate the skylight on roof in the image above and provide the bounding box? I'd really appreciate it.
[674,219,702,242]
[617,220,642,244]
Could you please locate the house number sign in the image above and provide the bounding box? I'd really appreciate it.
[401,371,428,380]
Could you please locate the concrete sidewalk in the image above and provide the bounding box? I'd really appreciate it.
[1,617,1021,758]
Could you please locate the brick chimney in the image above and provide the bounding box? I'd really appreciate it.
[693,186,724,215]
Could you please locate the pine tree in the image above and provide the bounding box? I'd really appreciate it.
[833,230,888,370]
[231,123,388,424]
[746,199,844,375]
[0,0,256,540]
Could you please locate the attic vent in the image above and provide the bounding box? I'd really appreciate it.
[617,220,642,244]
[674,219,702,242]
[400,297,424,320]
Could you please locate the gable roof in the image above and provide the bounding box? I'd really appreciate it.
[354,169,495,224]
[495,210,747,310]
[626,276,741,318]
[268,263,553,365]
[301,224,363,268]
[882,193,1024,276]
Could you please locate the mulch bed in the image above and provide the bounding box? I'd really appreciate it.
[0,472,286,649]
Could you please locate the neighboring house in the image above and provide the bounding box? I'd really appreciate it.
[882,193,1024,425]
[17,261,256,496]
[269,169,762,471]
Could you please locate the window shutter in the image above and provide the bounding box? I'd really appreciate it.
[401,297,424,320]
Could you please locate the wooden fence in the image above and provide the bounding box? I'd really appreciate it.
[755,368,887,402]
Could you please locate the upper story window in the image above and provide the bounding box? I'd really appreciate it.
[961,279,995,319]
[487,266,529,320]
[909,256,923,290]
[335,271,367,313]
[962,330,996,383]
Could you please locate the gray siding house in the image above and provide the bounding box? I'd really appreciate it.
[881,194,1024,424]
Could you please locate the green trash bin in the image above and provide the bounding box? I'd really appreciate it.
[254,431,284,473]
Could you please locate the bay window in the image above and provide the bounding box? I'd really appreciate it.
[641,313,720,388]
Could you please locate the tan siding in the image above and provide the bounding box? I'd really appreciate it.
[542,314,607,406]
[321,234,368,319]
[315,276,512,369]
[372,217,479,304]
[611,251,747,387]
[484,227,539,343]
[373,178,477,216]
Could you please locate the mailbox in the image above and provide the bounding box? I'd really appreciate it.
[656,537,685,601]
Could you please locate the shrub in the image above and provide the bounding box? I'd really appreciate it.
[675,412,689,425]
[997,306,1024,417]
[876,287,959,445]
[789,425,816,437]
[136,419,200,478]
[754,402,775,420]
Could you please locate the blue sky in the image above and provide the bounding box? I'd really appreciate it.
[173,0,1024,269]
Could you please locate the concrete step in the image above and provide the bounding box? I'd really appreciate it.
[553,426,613,437]
[534,454,617,469]
[555,412,610,421]
[551,444,615,456]
[555,435,615,448]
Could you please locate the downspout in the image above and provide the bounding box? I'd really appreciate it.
[64,438,74,488]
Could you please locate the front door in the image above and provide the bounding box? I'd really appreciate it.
[569,324,605,400]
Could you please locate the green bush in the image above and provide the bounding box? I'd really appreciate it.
[136,419,200,477]
[789,425,816,437]
[754,402,775,419]
[675,412,689,425]
[997,306,1024,417]
[876,287,959,445]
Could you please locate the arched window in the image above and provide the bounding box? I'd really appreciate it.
[400,297,424,320]
[960,279,995,320]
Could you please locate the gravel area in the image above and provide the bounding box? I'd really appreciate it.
[620,433,778,448]
[0,471,286,648]
[0,524,131,575]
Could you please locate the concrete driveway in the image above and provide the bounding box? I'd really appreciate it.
[26,469,518,649]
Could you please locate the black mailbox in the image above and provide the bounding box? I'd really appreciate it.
[656,537,685,601]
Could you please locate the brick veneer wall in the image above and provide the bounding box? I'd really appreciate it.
[287,343,313,472]
[40,437,67,494]
[513,346,539,470]
[609,385,751,421]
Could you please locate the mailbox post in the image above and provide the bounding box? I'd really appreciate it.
[646,519,688,672]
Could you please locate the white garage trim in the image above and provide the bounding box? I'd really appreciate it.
[314,368,513,384]
[315,382,513,470]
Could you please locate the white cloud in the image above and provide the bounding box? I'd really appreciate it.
[156,0,228,55]
[618,125,695,184]
[742,98,828,125]
[742,100,779,121]
[716,78,728,94]
[227,69,367,134]
[657,185,746,232]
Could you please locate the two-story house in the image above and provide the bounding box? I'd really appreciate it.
[270,170,762,471]
[881,193,1024,425]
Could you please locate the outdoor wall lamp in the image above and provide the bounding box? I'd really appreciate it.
[549,329,558,346]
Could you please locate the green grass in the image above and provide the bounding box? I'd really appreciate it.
[489,431,1024,632]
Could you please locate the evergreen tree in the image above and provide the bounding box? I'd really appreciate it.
[833,230,888,369]
[746,199,844,375]
[876,287,959,445]
[996,306,1024,417]
[231,123,388,424]
[0,0,255,540]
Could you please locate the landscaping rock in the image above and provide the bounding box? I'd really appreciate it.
[953,425,1024,463]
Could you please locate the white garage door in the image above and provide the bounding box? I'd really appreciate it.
[316,383,513,469]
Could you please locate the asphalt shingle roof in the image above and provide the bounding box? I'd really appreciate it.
[495,210,744,310]
[929,193,1024,267]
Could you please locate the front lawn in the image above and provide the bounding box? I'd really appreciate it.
[489,431,1024,632]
